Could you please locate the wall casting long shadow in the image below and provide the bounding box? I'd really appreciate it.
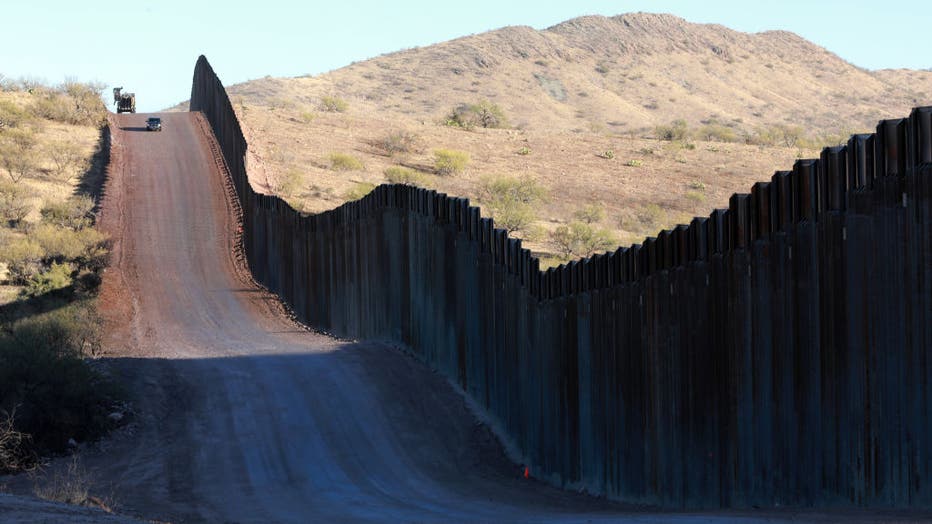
[190,55,932,508]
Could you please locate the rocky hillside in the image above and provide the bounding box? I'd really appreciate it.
[227,12,932,136]
[210,12,931,265]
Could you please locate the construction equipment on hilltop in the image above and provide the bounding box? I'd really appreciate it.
[113,87,136,114]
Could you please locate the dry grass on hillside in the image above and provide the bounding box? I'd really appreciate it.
[235,100,817,265]
[0,89,105,300]
[216,12,930,265]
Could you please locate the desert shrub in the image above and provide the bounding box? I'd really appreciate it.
[1,238,44,284]
[697,123,739,143]
[343,182,376,201]
[685,190,706,203]
[24,262,73,297]
[0,181,31,225]
[320,95,348,112]
[384,166,427,186]
[433,149,469,175]
[275,168,304,196]
[655,119,691,141]
[44,140,85,181]
[30,93,71,123]
[597,149,615,160]
[445,100,507,129]
[748,124,806,147]
[299,111,316,123]
[636,203,665,229]
[329,153,363,171]
[574,202,605,224]
[376,130,419,155]
[625,159,642,167]
[478,175,547,234]
[0,302,120,463]
[0,100,30,130]
[517,146,531,155]
[33,225,107,265]
[40,196,94,229]
[59,81,107,126]
[551,221,617,259]
[0,128,39,182]
[687,180,706,191]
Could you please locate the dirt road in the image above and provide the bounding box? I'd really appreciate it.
[83,112,630,523]
[12,112,912,523]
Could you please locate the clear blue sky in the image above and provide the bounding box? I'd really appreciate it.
[1,1,929,112]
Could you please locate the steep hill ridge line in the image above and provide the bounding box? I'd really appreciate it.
[192,50,932,508]
[225,12,931,134]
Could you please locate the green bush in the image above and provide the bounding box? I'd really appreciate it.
[320,95,348,113]
[445,100,507,129]
[0,238,44,284]
[636,203,665,229]
[598,150,615,160]
[697,123,739,143]
[33,225,107,263]
[551,221,617,259]
[748,124,806,147]
[24,262,73,297]
[433,149,469,176]
[685,190,706,203]
[343,182,376,201]
[40,196,94,229]
[275,168,304,197]
[384,166,427,186]
[478,175,547,234]
[625,159,642,167]
[574,203,605,224]
[329,153,364,171]
[655,119,691,141]
[0,302,120,470]
[516,146,531,156]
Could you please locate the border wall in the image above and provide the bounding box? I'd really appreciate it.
[190,55,932,508]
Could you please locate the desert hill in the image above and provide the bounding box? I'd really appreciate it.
[227,12,932,135]
[210,13,932,264]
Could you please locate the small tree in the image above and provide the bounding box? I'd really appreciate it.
[44,140,84,181]
[551,221,616,259]
[0,129,38,182]
[445,100,508,129]
[574,202,605,224]
[0,182,31,225]
[40,195,95,229]
[433,149,469,176]
[655,119,690,141]
[478,175,547,234]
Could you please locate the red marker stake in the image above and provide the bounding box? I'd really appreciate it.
[523,466,529,479]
